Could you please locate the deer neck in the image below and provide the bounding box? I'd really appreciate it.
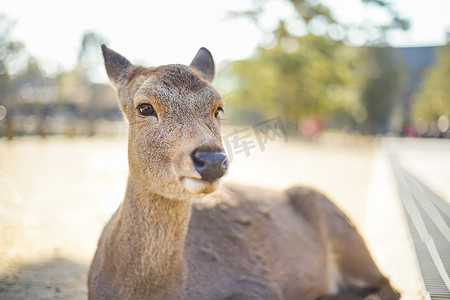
[116,175,192,294]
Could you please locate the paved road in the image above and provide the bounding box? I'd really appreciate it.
[383,138,450,300]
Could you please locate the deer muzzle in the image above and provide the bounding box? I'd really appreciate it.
[192,150,228,182]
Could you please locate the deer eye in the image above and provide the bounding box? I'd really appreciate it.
[137,103,156,117]
[214,107,224,119]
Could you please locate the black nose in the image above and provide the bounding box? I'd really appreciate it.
[192,150,228,182]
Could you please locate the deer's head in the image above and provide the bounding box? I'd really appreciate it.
[102,45,228,200]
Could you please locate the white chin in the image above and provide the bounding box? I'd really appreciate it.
[181,177,221,194]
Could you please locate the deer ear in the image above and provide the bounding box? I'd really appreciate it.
[190,47,215,82]
[101,44,132,88]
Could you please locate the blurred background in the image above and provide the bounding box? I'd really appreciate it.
[0,0,449,299]
[0,0,449,138]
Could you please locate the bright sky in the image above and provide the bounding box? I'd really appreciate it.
[2,0,450,81]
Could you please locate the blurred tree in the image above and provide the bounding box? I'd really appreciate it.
[53,31,111,136]
[224,22,361,129]
[412,44,450,133]
[230,0,409,45]
[56,31,106,99]
[77,31,107,83]
[55,67,84,104]
[0,20,119,138]
[78,31,110,135]
[18,57,52,137]
[358,46,404,134]
[0,14,30,138]
[0,14,26,102]
[223,0,409,133]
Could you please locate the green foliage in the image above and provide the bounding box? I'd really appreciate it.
[223,31,362,128]
[223,0,410,133]
[287,0,336,24]
[222,33,406,133]
[412,44,450,124]
[359,47,404,134]
[220,18,359,125]
[231,0,409,45]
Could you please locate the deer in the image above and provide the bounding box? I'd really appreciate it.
[88,44,401,300]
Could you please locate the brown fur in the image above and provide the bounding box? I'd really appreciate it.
[88,45,400,300]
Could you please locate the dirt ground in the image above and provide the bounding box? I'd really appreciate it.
[0,134,380,299]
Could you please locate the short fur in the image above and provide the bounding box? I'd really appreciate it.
[88,45,400,300]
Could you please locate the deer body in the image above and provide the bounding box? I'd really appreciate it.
[185,185,329,300]
[88,46,400,300]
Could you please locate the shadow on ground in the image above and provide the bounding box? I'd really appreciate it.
[0,256,88,300]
